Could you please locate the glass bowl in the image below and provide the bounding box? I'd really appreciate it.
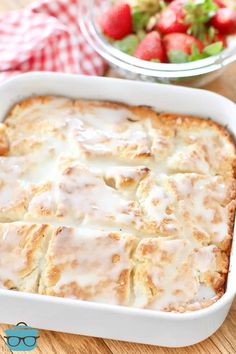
[79,0,236,87]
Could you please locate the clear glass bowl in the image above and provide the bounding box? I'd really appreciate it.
[79,0,236,87]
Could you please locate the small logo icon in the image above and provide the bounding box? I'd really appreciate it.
[4,322,39,351]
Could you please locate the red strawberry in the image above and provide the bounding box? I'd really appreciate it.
[213,0,226,8]
[215,33,227,47]
[163,33,204,61]
[134,31,166,62]
[157,0,189,34]
[100,3,132,40]
[211,8,236,35]
[204,32,227,48]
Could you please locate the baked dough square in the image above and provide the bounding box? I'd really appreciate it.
[168,173,236,250]
[26,157,142,231]
[136,173,181,236]
[39,227,137,305]
[0,222,51,292]
[133,237,228,312]
[70,101,152,161]
[153,113,236,176]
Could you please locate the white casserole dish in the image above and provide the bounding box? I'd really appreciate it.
[0,73,235,347]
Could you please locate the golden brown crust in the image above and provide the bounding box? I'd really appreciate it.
[0,124,9,155]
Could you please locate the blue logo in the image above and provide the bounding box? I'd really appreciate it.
[4,322,39,351]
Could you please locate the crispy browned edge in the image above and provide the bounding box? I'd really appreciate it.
[7,96,236,175]
[4,95,236,309]
[7,95,236,146]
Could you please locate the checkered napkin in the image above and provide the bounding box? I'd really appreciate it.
[0,0,107,82]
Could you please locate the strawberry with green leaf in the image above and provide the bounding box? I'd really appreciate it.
[163,32,204,62]
[204,27,227,48]
[157,0,189,34]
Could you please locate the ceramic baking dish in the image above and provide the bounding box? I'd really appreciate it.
[0,73,235,347]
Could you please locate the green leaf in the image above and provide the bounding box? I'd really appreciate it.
[167,50,189,63]
[159,0,168,10]
[114,35,139,56]
[184,0,219,38]
[203,41,223,56]
[208,26,216,42]
[151,58,160,63]
[188,52,208,62]
[137,30,146,41]
[131,0,160,14]
[191,43,200,57]
[132,8,150,32]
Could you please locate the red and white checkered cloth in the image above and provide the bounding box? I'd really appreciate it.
[0,0,107,82]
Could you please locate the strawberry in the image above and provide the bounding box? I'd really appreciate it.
[163,33,204,62]
[134,31,166,62]
[213,0,226,8]
[214,33,227,47]
[100,3,132,40]
[157,0,189,35]
[211,8,236,35]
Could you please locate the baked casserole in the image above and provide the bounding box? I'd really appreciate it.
[0,97,235,312]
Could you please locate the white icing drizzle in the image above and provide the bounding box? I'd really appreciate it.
[46,227,135,305]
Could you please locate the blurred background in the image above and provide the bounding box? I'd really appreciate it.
[0,0,235,101]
